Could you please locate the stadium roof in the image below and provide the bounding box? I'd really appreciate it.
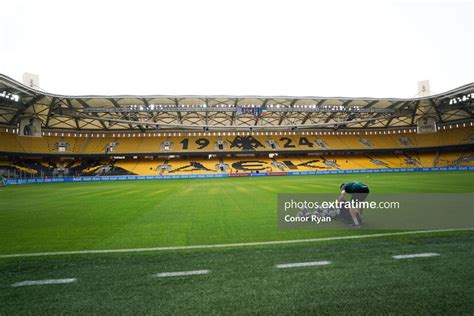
[0,73,472,132]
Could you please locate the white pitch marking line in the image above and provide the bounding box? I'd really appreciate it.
[393,253,440,259]
[276,261,332,269]
[154,270,210,277]
[11,278,77,287]
[0,228,472,259]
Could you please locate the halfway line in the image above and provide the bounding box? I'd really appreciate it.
[0,228,472,259]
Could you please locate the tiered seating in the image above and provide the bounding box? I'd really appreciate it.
[115,159,155,175]
[0,160,38,177]
[225,157,275,173]
[276,155,333,171]
[0,134,24,152]
[436,152,474,167]
[82,137,114,154]
[1,127,472,154]
[1,150,472,178]
[168,157,221,174]
[1,125,472,179]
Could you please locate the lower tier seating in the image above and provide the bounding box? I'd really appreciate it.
[1,150,472,178]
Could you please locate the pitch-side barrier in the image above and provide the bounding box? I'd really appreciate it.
[5,166,473,185]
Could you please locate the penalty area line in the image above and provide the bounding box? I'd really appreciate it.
[11,278,77,287]
[0,228,472,259]
[393,253,440,259]
[276,261,331,269]
[154,270,210,277]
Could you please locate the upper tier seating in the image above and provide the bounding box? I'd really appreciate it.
[0,127,472,155]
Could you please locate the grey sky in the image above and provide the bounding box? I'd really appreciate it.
[0,0,472,98]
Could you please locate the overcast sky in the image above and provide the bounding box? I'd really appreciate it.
[0,0,472,98]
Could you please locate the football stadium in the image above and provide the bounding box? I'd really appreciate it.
[0,72,473,314]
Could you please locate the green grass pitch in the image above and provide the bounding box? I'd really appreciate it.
[0,171,473,314]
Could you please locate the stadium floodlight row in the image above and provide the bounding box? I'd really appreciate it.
[0,73,473,131]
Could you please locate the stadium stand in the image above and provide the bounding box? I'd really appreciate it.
[0,74,472,180]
